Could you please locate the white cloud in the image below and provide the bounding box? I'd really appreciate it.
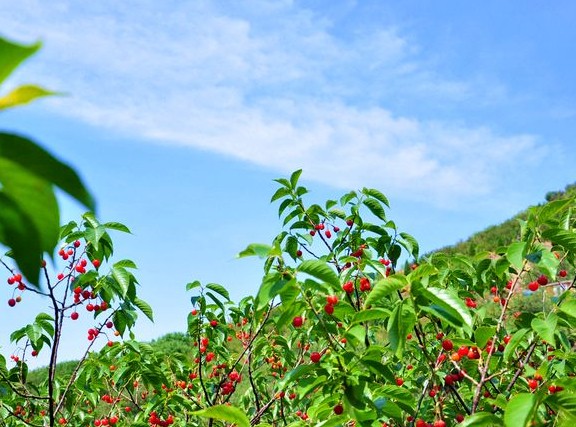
[0,0,543,208]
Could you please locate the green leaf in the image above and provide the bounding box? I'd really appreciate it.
[102,222,131,233]
[376,384,415,411]
[503,328,530,362]
[387,301,415,358]
[285,234,298,259]
[191,404,250,427]
[186,281,201,291]
[237,243,274,258]
[0,84,56,110]
[351,308,390,325]
[460,412,503,427]
[0,133,95,210]
[273,177,291,188]
[206,283,230,300]
[113,259,137,269]
[546,392,576,423]
[418,286,473,332]
[559,299,576,319]
[364,275,407,308]
[271,186,290,202]
[0,36,41,85]
[475,326,496,349]
[531,314,558,346]
[112,266,131,297]
[133,297,154,322]
[399,232,419,259]
[362,198,386,221]
[297,260,340,288]
[506,242,527,271]
[290,169,303,188]
[542,228,576,253]
[362,188,390,207]
[255,274,293,311]
[504,393,537,427]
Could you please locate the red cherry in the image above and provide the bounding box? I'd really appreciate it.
[8,299,16,307]
[559,269,567,278]
[296,250,303,257]
[442,340,454,351]
[455,414,465,423]
[92,259,101,268]
[333,404,343,415]
[310,352,321,363]
[210,319,218,327]
[395,378,404,386]
[71,312,79,320]
[434,420,446,427]
[457,345,469,357]
[342,281,354,294]
[537,275,548,286]
[528,379,538,390]
[528,282,539,292]
[292,316,303,328]
[326,295,339,305]
[359,277,371,291]
[346,219,354,227]
[324,303,334,315]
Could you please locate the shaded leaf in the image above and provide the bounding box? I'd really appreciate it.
[0,133,95,210]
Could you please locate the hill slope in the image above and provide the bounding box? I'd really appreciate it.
[431,182,576,257]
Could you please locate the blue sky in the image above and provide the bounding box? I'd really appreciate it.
[0,0,575,367]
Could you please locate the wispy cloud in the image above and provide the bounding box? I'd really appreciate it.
[0,0,544,208]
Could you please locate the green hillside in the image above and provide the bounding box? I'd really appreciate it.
[431,182,576,257]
